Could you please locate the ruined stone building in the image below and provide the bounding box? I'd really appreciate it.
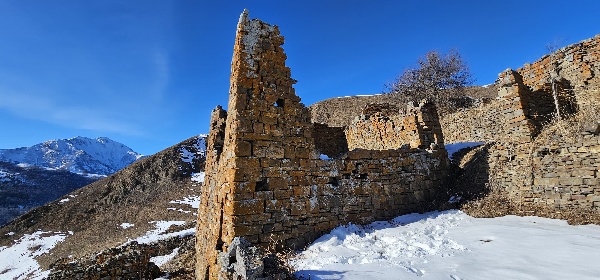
[195,11,450,279]
[442,35,600,211]
[195,9,600,280]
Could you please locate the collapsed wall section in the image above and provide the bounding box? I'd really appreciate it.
[347,100,445,150]
[312,123,348,157]
[196,10,450,280]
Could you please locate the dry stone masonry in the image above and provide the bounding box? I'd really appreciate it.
[346,100,444,151]
[195,10,450,280]
[441,35,600,211]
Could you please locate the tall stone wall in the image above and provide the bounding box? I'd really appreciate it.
[196,11,450,280]
[440,35,600,212]
[518,35,600,107]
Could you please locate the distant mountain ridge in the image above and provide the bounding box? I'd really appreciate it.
[0,134,207,278]
[0,136,143,176]
[0,161,96,225]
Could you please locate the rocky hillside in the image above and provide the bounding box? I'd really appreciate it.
[0,134,206,279]
[0,136,146,227]
[0,162,96,226]
[0,136,143,176]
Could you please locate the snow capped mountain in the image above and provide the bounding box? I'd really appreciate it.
[0,136,143,176]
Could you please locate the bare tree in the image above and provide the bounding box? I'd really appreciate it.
[387,50,474,114]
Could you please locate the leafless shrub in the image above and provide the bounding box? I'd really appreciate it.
[265,234,298,279]
[534,91,600,145]
[386,50,475,115]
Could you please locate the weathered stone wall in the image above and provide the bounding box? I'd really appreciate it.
[196,10,450,280]
[441,35,600,212]
[48,242,161,280]
[347,100,445,150]
[442,70,541,144]
[518,35,600,107]
[528,134,600,209]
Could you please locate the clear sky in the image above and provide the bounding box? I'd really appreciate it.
[1,0,599,155]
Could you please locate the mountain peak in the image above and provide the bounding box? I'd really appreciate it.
[0,137,143,176]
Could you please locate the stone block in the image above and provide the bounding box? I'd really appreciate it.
[232,199,264,216]
[559,177,584,186]
[234,140,252,157]
[267,144,285,159]
[232,225,262,236]
[273,189,291,199]
[292,186,310,197]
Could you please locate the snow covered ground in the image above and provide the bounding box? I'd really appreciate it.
[128,221,195,245]
[291,210,600,280]
[0,230,71,280]
[1,209,599,279]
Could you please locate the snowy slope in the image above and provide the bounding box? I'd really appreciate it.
[0,136,143,176]
[291,210,600,280]
[0,193,201,279]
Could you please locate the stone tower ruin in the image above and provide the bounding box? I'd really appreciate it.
[196,10,450,280]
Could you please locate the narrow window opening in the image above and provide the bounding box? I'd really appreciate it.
[255,179,268,192]
[328,177,339,187]
[274,98,285,107]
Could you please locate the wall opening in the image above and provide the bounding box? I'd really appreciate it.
[255,179,269,192]
[328,177,339,187]
[275,98,285,108]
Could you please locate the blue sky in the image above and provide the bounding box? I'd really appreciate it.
[1,0,599,155]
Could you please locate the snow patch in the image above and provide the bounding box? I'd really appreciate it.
[180,148,195,163]
[178,135,206,174]
[191,172,205,183]
[128,221,194,245]
[170,196,200,209]
[120,223,134,229]
[0,230,71,280]
[151,247,180,267]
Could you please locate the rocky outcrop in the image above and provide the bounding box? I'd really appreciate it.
[47,242,161,280]
[217,237,292,280]
[0,135,206,275]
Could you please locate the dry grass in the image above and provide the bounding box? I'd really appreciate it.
[264,235,298,279]
[533,92,600,145]
[461,190,600,225]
